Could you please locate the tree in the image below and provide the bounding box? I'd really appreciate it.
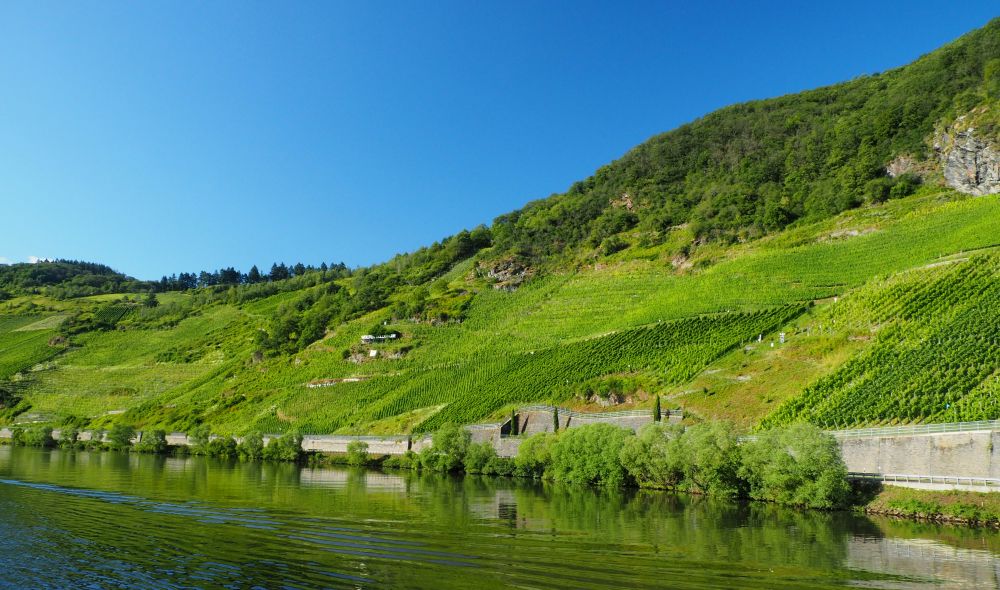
[22,426,55,448]
[293,263,306,277]
[514,432,557,478]
[189,425,211,454]
[549,423,632,487]
[346,440,369,466]
[263,430,303,462]
[135,429,168,454]
[680,421,743,497]
[653,396,661,422]
[238,432,265,460]
[218,267,242,285]
[270,263,290,282]
[108,424,136,451]
[463,441,497,473]
[247,265,263,284]
[143,291,159,308]
[419,423,471,472]
[739,423,850,509]
[619,422,685,489]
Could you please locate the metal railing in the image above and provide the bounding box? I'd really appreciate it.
[849,472,1000,488]
[518,404,681,419]
[828,420,1000,439]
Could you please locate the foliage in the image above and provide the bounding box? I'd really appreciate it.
[20,426,55,448]
[491,19,1000,258]
[206,436,238,458]
[382,450,418,470]
[346,440,369,466]
[134,429,168,454]
[238,432,265,461]
[419,423,471,472]
[619,423,686,489]
[59,427,79,448]
[0,260,146,299]
[263,431,304,462]
[462,441,497,474]
[739,423,850,509]
[679,421,743,496]
[548,423,632,487]
[189,425,212,454]
[513,432,557,478]
[107,424,137,451]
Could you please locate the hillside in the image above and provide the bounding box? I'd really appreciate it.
[3,20,1000,435]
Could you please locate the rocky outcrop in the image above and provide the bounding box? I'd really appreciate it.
[485,258,532,291]
[935,120,1000,195]
[885,154,917,178]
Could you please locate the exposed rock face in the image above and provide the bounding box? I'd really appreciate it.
[935,123,1000,195]
[486,258,532,291]
[886,154,917,178]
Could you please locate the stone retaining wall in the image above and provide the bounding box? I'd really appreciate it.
[837,430,1000,479]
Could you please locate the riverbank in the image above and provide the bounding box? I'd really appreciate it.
[862,486,1000,527]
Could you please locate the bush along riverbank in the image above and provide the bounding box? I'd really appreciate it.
[5,420,998,522]
[2,424,307,463]
[356,421,852,510]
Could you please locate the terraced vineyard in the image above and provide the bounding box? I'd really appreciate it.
[235,305,804,434]
[761,254,1000,428]
[2,192,1000,435]
[0,315,65,380]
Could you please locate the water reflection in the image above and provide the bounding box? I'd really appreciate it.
[0,446,998,589]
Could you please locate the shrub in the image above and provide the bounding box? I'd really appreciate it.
[9,427,24,446]
[206,436,238,458]
[346,440,369,466]
[419,424,471,472]
[514,432,557,478]
[482,456,515,476]
[189,425,212,454]
[739,423,850,509]
[463,441,496,474]
[238,432,265,460]
[135,430,168,454]
[59,427,80,448]
[680,421,743,497]
[22,426,55,448]
[107,424,137,451]
[619,422,685,489]
[383,450,418,470]
[84,430,106,450]
[263,431,304,462]
[548,423,632,487]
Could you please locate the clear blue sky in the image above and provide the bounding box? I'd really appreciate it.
[1,1,997,279]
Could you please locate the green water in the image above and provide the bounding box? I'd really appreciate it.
[0,446,998,589]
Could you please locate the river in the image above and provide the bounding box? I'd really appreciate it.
[0,445,998,589]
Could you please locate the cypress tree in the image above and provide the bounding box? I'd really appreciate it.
[552,407,559,432]
[653,396,662,422]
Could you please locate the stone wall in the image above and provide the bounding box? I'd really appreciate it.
[836,430,1000,479]
[514,407,677,436]
[301,435,412,456]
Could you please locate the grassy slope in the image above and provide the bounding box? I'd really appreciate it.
[4,188,999,434]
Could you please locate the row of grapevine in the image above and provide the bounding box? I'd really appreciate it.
[762,254,1000,428]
